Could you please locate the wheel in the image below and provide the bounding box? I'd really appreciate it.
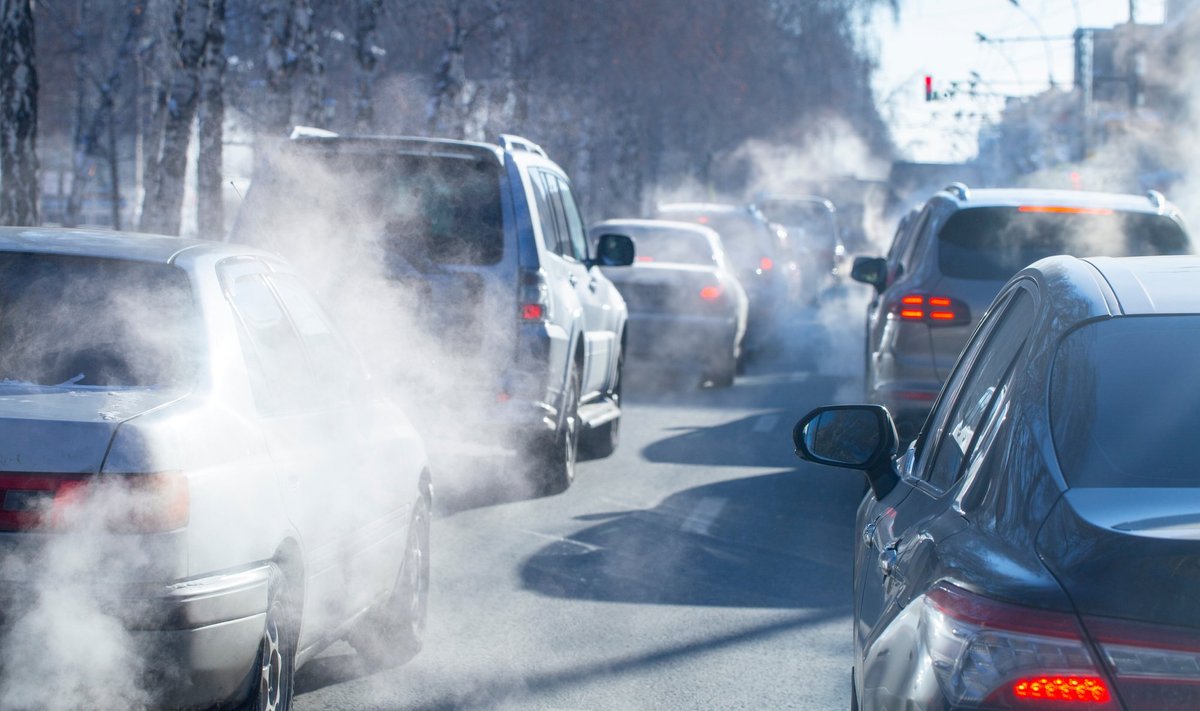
[580,350,621,459]
[705,349,736,388]
[350,494,431,667]
[537,365,580,495]
[233,564,295,711]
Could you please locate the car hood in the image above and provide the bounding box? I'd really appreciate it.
[1036,488,1200,630]
[0,385,183,473]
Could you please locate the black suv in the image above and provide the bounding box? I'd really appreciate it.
[232,131,634,494]
[852,184,1191,436]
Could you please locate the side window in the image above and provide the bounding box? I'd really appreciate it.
[530,170,562,255]
[268,273,367,400]
[540,171,573,260]
[920,289,1035,491]
[226,272,309,414]
[554,176,589,262]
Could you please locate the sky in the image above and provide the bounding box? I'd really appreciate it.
[871,0,1168,162]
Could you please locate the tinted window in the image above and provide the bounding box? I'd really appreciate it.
[656,209,774,273]
[530,170,563,255]
[922,289,1034,490]
[554,177,589,262]
[1051,316,1200,488]
[0,253,199,388]
[938,207,1190,281]
[240,150,503,267]
[759,202,838,252]
[227,274,309,413]
[268,273,366,399]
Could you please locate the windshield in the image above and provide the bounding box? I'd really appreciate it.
[759,202,838,252]
[1051,316,1200,488]
[0,253,199,388]
[655,209,774,272]
[242,150,504,268]
[629,230,715,265]
[938,207,1191,281]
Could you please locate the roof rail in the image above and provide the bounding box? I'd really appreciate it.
[943,182,971,200]
[498,133,547,158]
[1146,189,1167,210]
[288,125,339,140]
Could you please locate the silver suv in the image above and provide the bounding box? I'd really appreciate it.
[233,132,634,494]
[853,184,1191,436]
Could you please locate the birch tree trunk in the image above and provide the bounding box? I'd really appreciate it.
[293,0,325,127]
[260,0,294,134]
[0,0,39,226]
[197,0,225,237]
[353,0,383,130]
[65,0,92,227]
[140,0,211,236]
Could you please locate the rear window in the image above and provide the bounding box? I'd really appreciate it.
[629,230,715,265]
[938,207,1190,281]
[759,202,838,252]
[655,210,774,272]
[0,253,199,388]
[1050,316,1200,488]
[240,148,503,267]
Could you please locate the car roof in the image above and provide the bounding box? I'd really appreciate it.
[939,187,1173,216]
[591,218,720,239]
[0,227,268,265]
[283,134,504,162]
[1085,255,1200,315]
[655,202,747,215]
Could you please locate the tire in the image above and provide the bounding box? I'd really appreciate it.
[580,350,621,460]
[537,365,580,495]
[705,349,737,389]
[350,494,431,667]
[233,564,295,711]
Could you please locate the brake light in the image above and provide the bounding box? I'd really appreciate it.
[759,257,774,272]
[1018,205,1114,215]
[0,472,188,533]
[636,255,655,262]
[921,582,1118,709]
[519,268,551,322]
[891,294,970,325]
[700,286,722,301]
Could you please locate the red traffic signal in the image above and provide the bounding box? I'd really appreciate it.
[925,75,933,102]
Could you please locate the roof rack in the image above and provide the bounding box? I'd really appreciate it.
[1146,189,1167,210]
[288,125,339,140]
[943,182,971,200]
[498,134,547,158]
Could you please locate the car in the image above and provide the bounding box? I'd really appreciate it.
[851,184,1192,437]
[756,195,847,303]
[588,219,749,387]
[793,253,1200,711]
[0,227,431,709]
[651,202,797,358]
[232,131,635,492]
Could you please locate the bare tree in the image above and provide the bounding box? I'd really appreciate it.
[260,0,295,134]
[353,0,383,130]
[0,0,39,226]
[293,0,325,126]
[140,0,213,235]
[197,0,226,236]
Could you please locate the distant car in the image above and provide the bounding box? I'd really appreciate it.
[652,203,797,357]
[757,195,846,302]
[795,254,1200,711]
[852,185,1192,436]
[0,228,431,709]
[233,131,634,492]
[589,219,748,387]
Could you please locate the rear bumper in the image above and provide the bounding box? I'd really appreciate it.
[626,313,739,365]
[0,565,269,710]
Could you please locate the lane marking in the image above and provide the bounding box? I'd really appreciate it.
[752,414,780,433]
[680,496,726,536]
[517,528,603,553]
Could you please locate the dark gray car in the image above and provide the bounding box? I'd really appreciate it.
[795,254,1200,711]
[852,185,1191,436]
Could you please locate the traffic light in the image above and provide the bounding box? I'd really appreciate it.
[925,75,933,102]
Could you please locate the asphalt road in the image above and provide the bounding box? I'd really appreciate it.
[294,297,870,710]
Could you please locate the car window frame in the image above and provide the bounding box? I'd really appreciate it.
[529,168,563,256]
[553,175,590,263]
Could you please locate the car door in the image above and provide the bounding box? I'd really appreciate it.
[855,285,1037,695]
[550,174,617,398]
[866,208,927,389]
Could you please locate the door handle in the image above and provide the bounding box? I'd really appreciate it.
[878,546,898,577]
[862,521,877,548]
[568,274,579,286]
[588,278,599,292]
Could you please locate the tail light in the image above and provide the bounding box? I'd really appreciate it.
[890,293,971,326]
[519,268,552,322]
[1086,616,1200,711]
[0,472,188,534]
[921,582,1118,709]
[699,285,723,301]
[758,257,774,272]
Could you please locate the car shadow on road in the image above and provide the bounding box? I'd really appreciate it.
[519,468,861,609]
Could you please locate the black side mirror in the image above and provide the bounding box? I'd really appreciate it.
[595,233,636,267]
[793,404,900,499]
[850,256,887,293]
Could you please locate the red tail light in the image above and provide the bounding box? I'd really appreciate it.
[890,293,971,326]
[699,285,722,301]
[759,257,774,272]
[0,472,188,533]
[921,583,1118,709]
[1018,205,1114,215]
[519,268,551,322]
[635,255,655,262]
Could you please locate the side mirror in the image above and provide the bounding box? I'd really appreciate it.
[850,256,887,292]
[595,233,635,267]
[792,404,900,499]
